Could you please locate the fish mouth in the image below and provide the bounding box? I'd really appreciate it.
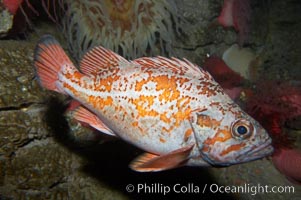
[237,137,274,163]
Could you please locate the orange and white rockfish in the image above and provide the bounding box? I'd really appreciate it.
[34,35,273,172]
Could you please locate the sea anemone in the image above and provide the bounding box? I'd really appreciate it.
[61,0,180,60]
[222,44,256,80]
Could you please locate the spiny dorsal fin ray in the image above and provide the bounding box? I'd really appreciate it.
[80,46,128,75]
[132,56,204,77]
[80,45,211,80]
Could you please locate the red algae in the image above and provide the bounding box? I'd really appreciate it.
[243,79,301,183]
[245,80,301,148]
[245,80,301,142]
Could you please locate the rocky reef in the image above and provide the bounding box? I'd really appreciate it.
[0,36,128,199]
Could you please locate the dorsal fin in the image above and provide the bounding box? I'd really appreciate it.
[132,56,203,77]
[80,46,128,75]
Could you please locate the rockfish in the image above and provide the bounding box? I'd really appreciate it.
[34,35,273,172]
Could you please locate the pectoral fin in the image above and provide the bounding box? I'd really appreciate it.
[129,144,194,172]
[72,106,116,136]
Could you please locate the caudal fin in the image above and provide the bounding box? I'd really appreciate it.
[34,35,75,92]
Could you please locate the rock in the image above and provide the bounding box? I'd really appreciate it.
[210,159,301,199]
[0,37,128,200]
[0,40,47,108]
[0,9,13,38]
[255,0,301,80]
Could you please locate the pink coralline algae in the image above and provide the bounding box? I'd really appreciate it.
[272,148,301,185]
[218,0,251,46]
[2,0,23,14]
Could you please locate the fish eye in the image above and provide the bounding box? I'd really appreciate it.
[237,125,248,134]
[231,119,253,139]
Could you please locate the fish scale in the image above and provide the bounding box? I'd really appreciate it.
[61,60,209,153]
[34,35,273,172]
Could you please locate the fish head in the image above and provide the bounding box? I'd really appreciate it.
[190,103,273,166]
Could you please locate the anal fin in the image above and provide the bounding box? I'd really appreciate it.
[129,144,194,172]
[72,106,116,136]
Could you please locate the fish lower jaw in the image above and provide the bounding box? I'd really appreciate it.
[237,140,274,163]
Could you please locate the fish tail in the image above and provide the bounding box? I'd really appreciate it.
[34,35,77,93]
